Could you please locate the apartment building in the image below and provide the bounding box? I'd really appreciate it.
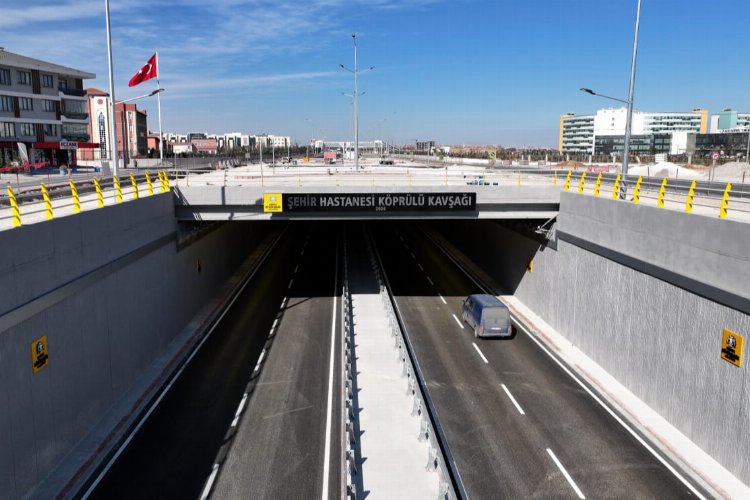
[0,48,95,166]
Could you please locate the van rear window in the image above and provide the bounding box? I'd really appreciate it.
[483,307,509,324]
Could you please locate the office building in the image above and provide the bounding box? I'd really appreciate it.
[0,48,95,166]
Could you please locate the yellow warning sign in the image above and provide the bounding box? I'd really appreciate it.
[488,150,497,159]
[263,193,283,213]
[31,336,49,374]
[721,329,744,367]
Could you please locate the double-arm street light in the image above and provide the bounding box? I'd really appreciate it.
[580,0,642,200]
[340,34,374,170]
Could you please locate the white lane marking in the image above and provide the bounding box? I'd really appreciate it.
[281,297,287,308]
[399,236,404,241]
[301,249,305,256]
[253,349,266,374]
[418,263,424,271]
[294,264,299,273]
[321,234,339,500]
[547,448,585,499]
[272,318,279,330]
[199,463,220,500]
[472,342,489,364]
[452,314,464,329]
[231,393,248,427]
[439,294,447,305]
[516,321,706,499]
[410,252,416,259]
[288,279,294,289]
[501,383,525,415]
[426,276,434,286]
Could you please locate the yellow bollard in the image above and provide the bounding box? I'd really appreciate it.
[7,183,22,227]
[40,183,53,219]
[130,174,139,199]
[632,176,643,204]
[93,178,104,208]
[719,182,732,218]
[564,170,572,192]
[593,172,602,197]
[113,176,123,203]
[156,170,164,192]
[685,180,696,213]
[69,180,80,213]
[612,174,622,200]
[657,178,667,208]
[577,171,587,194]
[145,172,154,196]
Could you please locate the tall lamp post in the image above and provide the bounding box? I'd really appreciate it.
[580,0,642,200]
[340,34,374,170]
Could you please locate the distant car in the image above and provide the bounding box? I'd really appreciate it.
[462,294,515,338]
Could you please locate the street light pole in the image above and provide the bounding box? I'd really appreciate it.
[104,0,119,176]
[340,34,373,170]
[621,0,642,199]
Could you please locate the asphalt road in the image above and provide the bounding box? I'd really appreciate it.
[210,222,342,499]
[371,221,701,499]
[87,223,309,499]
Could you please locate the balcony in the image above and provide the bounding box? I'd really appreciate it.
[62,111,89,120]
[62,132,89,142]
[59,88,87,98]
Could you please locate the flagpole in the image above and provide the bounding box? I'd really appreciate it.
[104,0,119,176]
[155,50,164,165]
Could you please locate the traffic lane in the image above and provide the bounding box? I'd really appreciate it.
[88,225,304,500]
[388,223,696,498]
[210,223,340,499]
[474,328,695,499]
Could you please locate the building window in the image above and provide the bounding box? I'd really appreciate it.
[17,71,32,85]
[44,124,58,136]
[42,74,54,88]
[0,95,13,112]
[20,123,34,136]
[19,97,33,111]
[42,99,55,112]
[0,68,10,86]
[58,79,68,90]
[0,122,14,137]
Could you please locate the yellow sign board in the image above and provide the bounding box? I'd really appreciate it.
[31,336,49,374]
[488,150,497,159]
[263,193,283,213]
[721,329,744,367]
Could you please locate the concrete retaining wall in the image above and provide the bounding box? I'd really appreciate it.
[0,195,267,499]
[434,193,750,485]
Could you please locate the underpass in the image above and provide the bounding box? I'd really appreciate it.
[1,163,748,499]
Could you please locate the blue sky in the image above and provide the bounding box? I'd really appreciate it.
[3,0,749,146]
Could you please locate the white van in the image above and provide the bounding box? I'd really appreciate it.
[461,294,515,338]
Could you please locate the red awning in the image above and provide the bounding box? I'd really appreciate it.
[32,142,100,149]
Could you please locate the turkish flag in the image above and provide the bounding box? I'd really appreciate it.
[128,53,158,87]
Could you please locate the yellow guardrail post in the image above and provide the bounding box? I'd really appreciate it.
[40,183,53,219]
[7,183,22,227]
[113,176,123,203]
[719,182,732,218]
[612,174,621,200]
[93,178,104,208]
[657,178,667,208]
[685,180,696,213]
[517,171,521,186]
[632,176,643,204]
[145,172,154,196]
[157,170,165,192]
[577,171,586,193]
[564,170,572,192]
[130,174,139,199]
[593,172,602,197]
[69,180,81,213]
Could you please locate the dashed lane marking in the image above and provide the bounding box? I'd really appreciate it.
[452,314,464,329]
[501,383,525,415]
[547,448,585,499]
[472,342,489,364]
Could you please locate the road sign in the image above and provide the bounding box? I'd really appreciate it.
[263,193,283,213]
[721,329,743,367]
[31,336,49,374]
[711,152,720,161]
[488,150,497,159]
[60,140,78,150]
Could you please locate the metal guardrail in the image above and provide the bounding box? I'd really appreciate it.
[365,228,467,500]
